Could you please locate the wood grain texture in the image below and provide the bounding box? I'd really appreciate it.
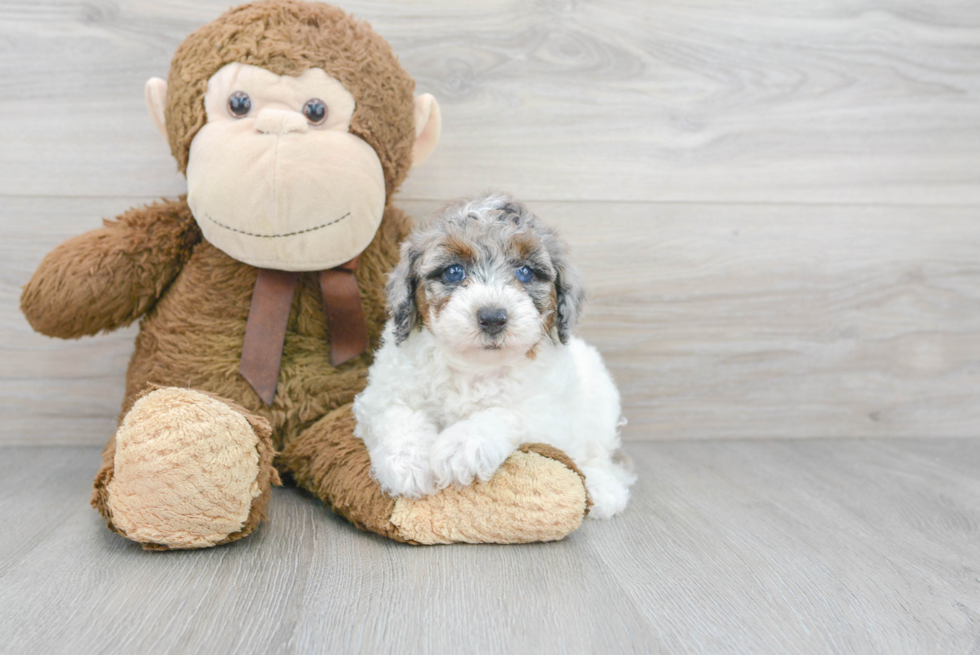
[0,0,979,203]
[5,197,979,444]
[0,440,978,654]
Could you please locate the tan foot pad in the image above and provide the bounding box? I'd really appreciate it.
[106,388,267,549]
[389,444,589,545]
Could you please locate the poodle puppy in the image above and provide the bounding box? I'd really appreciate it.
[353,193,635,519]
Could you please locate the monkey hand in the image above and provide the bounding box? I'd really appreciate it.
[21,197,200,339]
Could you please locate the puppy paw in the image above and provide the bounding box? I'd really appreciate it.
[369,446,436,499]
[430,423,514,489]
[579,464,633,519]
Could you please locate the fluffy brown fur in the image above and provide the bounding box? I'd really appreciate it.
[278,403,410,542]
[21,0,588,548]
[115,201,408,437]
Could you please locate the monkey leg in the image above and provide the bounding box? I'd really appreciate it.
[279,403,591,544]
[91,387,280,550]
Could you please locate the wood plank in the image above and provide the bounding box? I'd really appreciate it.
[1,0,979,204]
[0,197,135,445]
[0,440,978,653]
[4,197,979,444]
[534,200,980,440]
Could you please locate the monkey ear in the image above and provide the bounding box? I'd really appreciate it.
[411,94,441,168]
[386,242,422,345]
[145,77,168,140]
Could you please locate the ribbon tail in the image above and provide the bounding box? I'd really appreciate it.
[318,259,368,366]
[239,269,300,405]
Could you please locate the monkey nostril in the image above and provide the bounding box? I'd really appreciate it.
[477,307,508,336]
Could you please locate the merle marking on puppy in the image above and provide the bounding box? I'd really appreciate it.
[354,192,635,519]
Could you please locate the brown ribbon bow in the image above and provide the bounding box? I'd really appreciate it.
[239,257,368,405]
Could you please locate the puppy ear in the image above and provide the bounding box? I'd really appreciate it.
[386,241,422,345]
[552,244,586,345]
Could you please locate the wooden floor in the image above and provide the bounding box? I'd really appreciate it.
[1,439,978,654]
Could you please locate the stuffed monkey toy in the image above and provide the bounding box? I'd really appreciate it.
[21,0,589,549]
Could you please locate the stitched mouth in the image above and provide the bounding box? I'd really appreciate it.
[202,211,351,239]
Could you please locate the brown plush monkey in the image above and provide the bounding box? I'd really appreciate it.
[21,0,589,549]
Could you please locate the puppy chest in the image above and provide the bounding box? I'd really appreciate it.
[424,375,524,429]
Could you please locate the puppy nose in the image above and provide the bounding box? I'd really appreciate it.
[477,307,508,336]
[254,108,309,135]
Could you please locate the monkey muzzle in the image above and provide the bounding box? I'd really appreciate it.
[186,122,386,272]
[184,64,388,273]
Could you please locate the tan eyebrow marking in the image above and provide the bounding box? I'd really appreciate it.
[443,235,476,261]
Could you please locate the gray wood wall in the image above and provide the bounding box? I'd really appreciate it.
[2,0,979,444]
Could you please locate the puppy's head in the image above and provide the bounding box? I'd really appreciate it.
[387,192,585,363]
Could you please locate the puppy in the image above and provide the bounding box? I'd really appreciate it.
[353,193,635,519]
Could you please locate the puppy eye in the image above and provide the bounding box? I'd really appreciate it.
[442,264,466,283]
[302,98,328,125]
[515,265,533,283]
[227,91,252,118]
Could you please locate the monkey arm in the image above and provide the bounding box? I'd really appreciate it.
[21,197,201,339]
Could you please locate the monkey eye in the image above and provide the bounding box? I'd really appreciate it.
[515,265,534,283]
[227,91,251,118]
[442,264,466,283]
[302,98,328,125]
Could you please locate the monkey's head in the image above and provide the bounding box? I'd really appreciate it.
[145,0,440,272]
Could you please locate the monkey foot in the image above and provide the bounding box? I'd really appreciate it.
[388,443,591,544]
[92,387,280,550]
